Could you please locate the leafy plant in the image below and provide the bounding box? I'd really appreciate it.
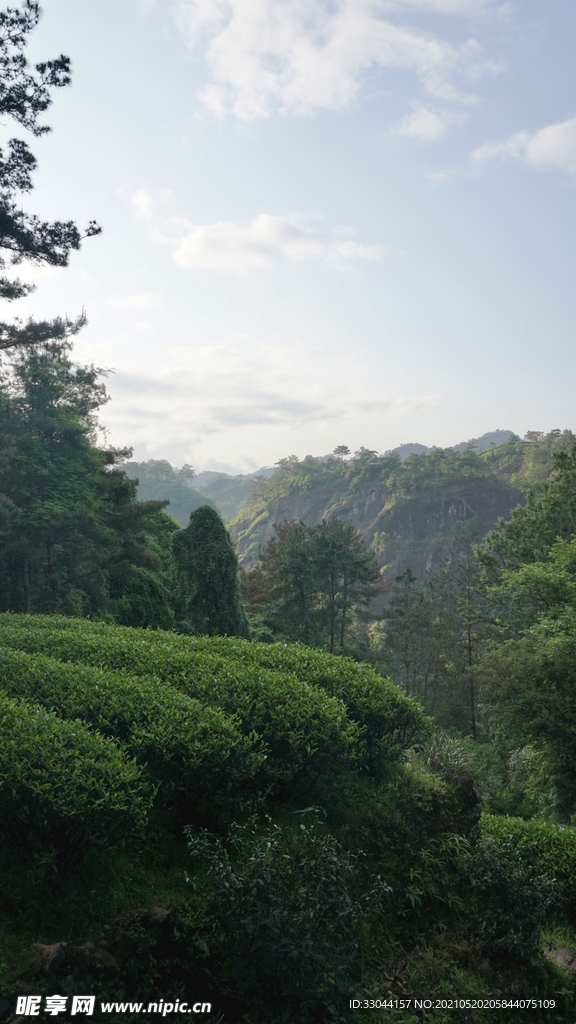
[0,615,425,783]
[0,692,150,868]
[0,645,263,824]
[184,813,389,1023]
[482,814,576,919]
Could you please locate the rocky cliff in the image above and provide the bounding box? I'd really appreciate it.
[231,472,523,588]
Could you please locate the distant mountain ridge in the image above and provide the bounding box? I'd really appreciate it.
[390,429,518,461]
[123,460,216,528]
[226,430,576,590]
[193,430,520,521]
[124,433,558,567]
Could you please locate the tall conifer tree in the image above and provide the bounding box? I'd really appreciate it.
[171,505,248,637]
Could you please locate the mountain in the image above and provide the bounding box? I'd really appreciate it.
[196,432,519,522]
[123,460,216,528]
[388,430,518,461]
[228,431,576,590]
[125,432,573,587]
[195,467,274,521]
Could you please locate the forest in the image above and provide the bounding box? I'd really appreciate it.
[1,4,576,1024]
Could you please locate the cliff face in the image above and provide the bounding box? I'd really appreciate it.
[366,479,523,585]
[231,476,523,589]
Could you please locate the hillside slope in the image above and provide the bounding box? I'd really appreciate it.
[229,431,576,585]
[123,460,216,527]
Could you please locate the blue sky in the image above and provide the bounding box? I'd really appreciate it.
[7,0,576,471]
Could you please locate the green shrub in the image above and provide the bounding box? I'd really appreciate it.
[222,641,428,775]
[0,617,360,788]
[183,814,389,1022]
[0,693,150,867]
[0,615,426,781]
[169,655,359,787]
[110,566,173,630]
[482,813,576,917]
[0,646,263,816]
[459,835,555,963]
[321,764,481,940]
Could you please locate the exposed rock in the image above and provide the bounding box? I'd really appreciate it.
[544,946,576,972]
[29,942,67,974]
[111,907,172,958]
[9,939,118,984]
[231,476,523,595]
[66,942,118,973]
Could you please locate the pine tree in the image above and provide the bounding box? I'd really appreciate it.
[0,338,172,620]
[244,518,380,652]
[0,0,100,349]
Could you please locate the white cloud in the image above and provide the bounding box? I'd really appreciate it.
[173,215,382,272]
[18,264,65,282]
[133,193,383,273]
[131,188,173,223]
[173,0,501,120]
[109,291,164,311]
[472,117,576,175]
[105,340,440,463]
[131,189,155,220]
[393,102,466,141]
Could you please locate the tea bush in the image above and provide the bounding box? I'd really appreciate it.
[0,615,426,779]
[459,834,555,963]
[0,693,150,867]
[482,813,576,918]
[183,814,389,1022]
[0,618,364,786]
[0,647,262,820]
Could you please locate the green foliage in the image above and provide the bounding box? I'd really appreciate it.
[482,429,576,492]
[0,617,363,790]
[0,644,262,821]
[458,834,554,963]
[483,443,576,571]
[0,692,150,867]
[482,814,576,919]
[385,446,490,500]
[184,814,388,1022]
[214,639,429,778]
[375,442,576,821]
[382,525,489,737]
[0,340,172,622]
[242,445,497,513]
[244,518,380,655]
[480,619,576,818]
[490,536,576,636]
[0,0,101,310]
[172,504,248,636]
[0,613,567,1016]
[0,614,427,782]
[109,566,173,629]
[328,767,480,934]
[419,731,549,818]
